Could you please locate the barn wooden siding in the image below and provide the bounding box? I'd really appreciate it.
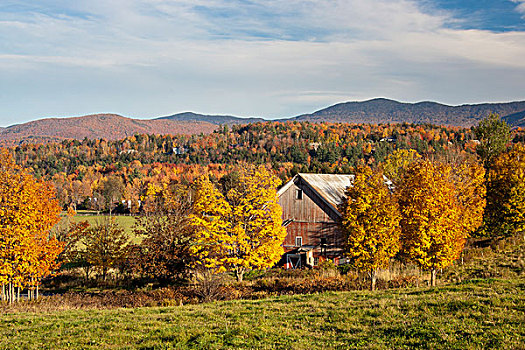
[278,177,343,258]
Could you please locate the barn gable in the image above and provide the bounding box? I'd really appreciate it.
[277,173,354,266]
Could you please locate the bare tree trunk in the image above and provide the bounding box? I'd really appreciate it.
[430,269,437,287]
[235,268,245,282]
[36,285,39,300]
[17,287,20,302]
[370,269,377,291]
[1,284,5,302]
[83,265,91,281]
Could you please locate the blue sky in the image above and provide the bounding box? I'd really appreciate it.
[1,0,525,126]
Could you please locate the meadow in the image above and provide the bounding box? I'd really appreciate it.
[69,211,140,242]
[1,277,523,349]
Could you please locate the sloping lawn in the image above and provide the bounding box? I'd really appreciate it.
[1,277,524,349]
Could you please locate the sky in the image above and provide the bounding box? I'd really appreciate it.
[1,0,525,126]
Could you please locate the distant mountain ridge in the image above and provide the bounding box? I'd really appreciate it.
[0,114,216,146]
[290,98,525,127]
[2,98,525,145]
[158,112,265,125]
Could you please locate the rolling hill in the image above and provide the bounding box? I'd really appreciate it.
[290,98,525,127]
[157,112,265,125]
[0,114,217,146]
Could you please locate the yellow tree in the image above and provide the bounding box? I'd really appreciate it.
[381,149,421,185]
[189,175,232,274]
[25,179,64,300]
[484,144,525,237]
[398,160,484,286]
[225,167,287,281]
[190,167,286,282]
[340,166,400,290]
[453,161,486,236]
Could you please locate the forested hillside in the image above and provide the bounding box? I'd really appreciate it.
[0,114,216,146]
[292,98,525,127]
[10,121,521,210]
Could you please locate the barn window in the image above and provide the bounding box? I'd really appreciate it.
[295,236,303,247]
[296,189,303,200]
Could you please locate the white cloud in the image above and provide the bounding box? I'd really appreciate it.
[512,0,525,16]
[0,0,524,125]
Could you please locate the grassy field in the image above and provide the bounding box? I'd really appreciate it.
[73,211,136,232]
[67,211,139,242]
[1,277,523,349]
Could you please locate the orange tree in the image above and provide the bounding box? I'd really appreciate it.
[398,160,485,286]
[0,149,62,303]
[339,166,401,290]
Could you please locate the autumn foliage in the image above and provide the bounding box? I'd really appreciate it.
[397,160,485,286]
[340,166,401,290]
[0,150,63,303]
[190,167,286,281]
[484,144,525,237]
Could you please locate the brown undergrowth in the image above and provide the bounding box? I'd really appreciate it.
[2,233,523,313]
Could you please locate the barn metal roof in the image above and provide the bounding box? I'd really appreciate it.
[277,173,355,217]
[277,172,393,220]
[298,173,354,208]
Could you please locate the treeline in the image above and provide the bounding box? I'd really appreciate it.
[10,121,510,211]
[340,115,525,289]
[14,122,478,177]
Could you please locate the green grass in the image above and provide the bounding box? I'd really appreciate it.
[68,212,139,243]
[72,215,136,233]
[1,277,524,349]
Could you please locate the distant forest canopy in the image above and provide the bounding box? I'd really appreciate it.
[8,121,525,209]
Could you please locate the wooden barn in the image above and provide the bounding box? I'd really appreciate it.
[277,173,354,268]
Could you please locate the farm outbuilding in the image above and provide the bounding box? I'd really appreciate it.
[277,173,355,268]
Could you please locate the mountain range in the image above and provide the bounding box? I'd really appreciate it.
[2,98,525,145]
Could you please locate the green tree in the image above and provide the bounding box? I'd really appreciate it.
[473,113,510,167]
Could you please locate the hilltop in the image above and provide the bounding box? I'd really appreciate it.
[157,112,265,125]
[0,114,216,146]
[290,98,525,127]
